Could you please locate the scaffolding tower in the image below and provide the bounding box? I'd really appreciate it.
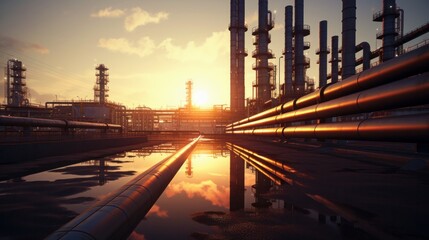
[5,59,29,107]
[94,64,109,104]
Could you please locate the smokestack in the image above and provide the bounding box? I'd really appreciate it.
[330,35,340,84]
[341,0,356,79]
[237,0,246,115]
[284,5,294,100]
[382,0,397,61]
[294,0,305,96]
[317,20,329,88]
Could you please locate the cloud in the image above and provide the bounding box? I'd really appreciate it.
[160,30,229,62]
[0,36,49,54]
[125,7,168,32]
[246,11,258,26]
[91,7,125,18]
[147,204,168,218]
[98,37,155,57]
[97,30,228,62]
[165,180,229,208]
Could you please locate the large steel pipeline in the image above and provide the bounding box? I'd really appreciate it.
[0,115,122,129]
[228,72,429,130]
[227,45,429,130]
[227,113,429,142]
[0,115,65,128]
[47,136,200,240]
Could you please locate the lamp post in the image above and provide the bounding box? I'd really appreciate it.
[278,55,283,98]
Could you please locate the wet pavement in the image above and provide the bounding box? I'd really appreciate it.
[0,138,428,239]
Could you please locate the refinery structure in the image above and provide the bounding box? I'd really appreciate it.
[1,0,428,135]
[1,1,429,239]
[230,0,428,118]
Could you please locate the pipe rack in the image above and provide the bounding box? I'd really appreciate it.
[226,45,429,143]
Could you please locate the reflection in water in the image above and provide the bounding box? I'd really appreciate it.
[0,145,175,240]
[252,171,273,208]
[147,204,168,218]
[229,148,244,211]
[221,142,375,240]
[165,180,229,208]
[0,140,379,239]
[185,155,193,178]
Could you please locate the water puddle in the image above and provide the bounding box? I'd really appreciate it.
[0,139,372,239]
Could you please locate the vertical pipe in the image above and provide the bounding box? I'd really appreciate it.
[331,36,339,83]
[359,42,371,70]
[397,8,404,55]
[318,20,328,88]
[284,6,294,100]
[237,0,246,118]
[341,0,356,79]
[382,0,397,61]
[230,150,245,211]
[294,0,305,97]
[6,60,10,105]
[230,0,239,119]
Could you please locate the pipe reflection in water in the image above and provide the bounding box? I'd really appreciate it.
[229,147,244,211]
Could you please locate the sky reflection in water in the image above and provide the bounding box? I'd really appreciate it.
[0,140,353,240]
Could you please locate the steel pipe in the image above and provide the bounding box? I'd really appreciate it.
[228,72,429,130]
[226,45,429,130]
[0,115,65,128]
[357,42,371,70]
[0,115,122,129]
[232,114,429,142]
[294,0,305,96]
[331,36,340,83]
[227,144,288,185]
[341,0,357,79]
[47,136,200,240]
[284,5,294,99]
[318,20,329,88]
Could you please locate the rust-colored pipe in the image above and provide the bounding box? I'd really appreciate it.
[228,72,429,130]
[227,45,429,130]
[232,114,429,142]
[0,115,122,129]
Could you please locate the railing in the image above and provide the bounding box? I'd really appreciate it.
[226,45,429,143]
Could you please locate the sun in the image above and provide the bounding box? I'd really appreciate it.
[194,90,209,107]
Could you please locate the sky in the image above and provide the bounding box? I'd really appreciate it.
[0,0,427,109]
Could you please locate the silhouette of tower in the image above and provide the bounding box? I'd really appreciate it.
[230,0,247,120]
[6,59,29,107]
[94,64,109,104]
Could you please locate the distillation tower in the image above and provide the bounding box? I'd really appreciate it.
[185,80,193,109]
[94,64,109,104]
[252,0,275,108]
[5,59,29,107]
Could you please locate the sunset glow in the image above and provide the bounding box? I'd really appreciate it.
[193,89,209,107]
[0,0,427,109]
